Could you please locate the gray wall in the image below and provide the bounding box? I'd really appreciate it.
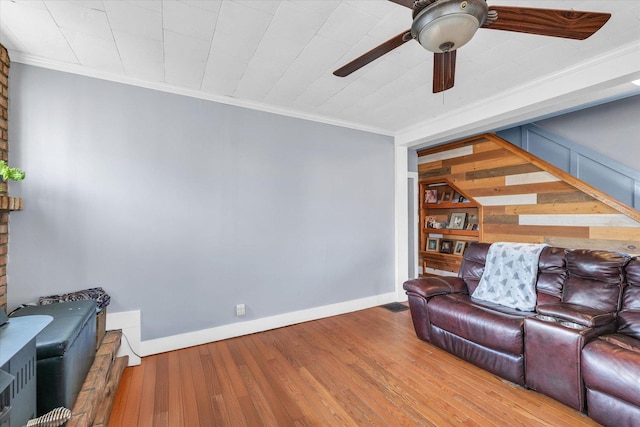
[532,94,640,171]
[7,64,395,341]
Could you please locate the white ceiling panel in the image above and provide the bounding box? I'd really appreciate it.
[0,0,77,62]
[164,30,210,88]
[61,30,123,74]
[103,1,162,41]
[0,0,638,139]
[162,1,218,41]
[45,1,112,39]
[112,31,164,81]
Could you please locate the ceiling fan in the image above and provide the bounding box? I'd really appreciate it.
[333,0,611,93]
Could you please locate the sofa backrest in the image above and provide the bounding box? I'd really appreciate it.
[619,257,640,339]
[563,249,630,312]
[458,242,489,294]
[459,242,567,302]
[536,246,568,305]
[460,242,630,311]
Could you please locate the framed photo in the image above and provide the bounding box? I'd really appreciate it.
[439,239,454,254]
[465,223,474,230]
[426,237,440,252]
[449,212,467,230]
[424,189,438,204]
[453,241,466,256]
[426,216,436,228]
[440,190,453,203]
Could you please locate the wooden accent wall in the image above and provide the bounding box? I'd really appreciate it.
[418,134,640,259]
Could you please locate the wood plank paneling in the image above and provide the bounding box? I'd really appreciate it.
[418,135,489,157]
[453,176,506,191]
[538,191,595,204]
[589,227,640,241]
[415,133,640,273]
[465,181,572,198]
[520,214,640,228]
[465,163,540,180]
[419,166,451,179]
[483,215,519,224]
[482,206,507,216]
[474,194,538,206]
[506,202,617,215]
[483,224,590,239]
[505,171,560,186]
[442,148,514,167]
[545,237,640,255]
[417,160,443,171]
[452,156,529,175]
[473,140,502,153]
[484,233,546,243]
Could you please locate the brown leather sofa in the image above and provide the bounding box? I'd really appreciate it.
[582,257,640,426]
[404,242,637,422]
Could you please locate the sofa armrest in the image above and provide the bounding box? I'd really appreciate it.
[536,303,615,328]
[403,276,468,299]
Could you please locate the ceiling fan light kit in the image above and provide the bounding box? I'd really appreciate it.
[411,0,487,53]
[333,0,612,94]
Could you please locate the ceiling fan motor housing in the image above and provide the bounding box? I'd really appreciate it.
[411,0,488,53]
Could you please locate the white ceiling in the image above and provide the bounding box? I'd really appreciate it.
[1,0,640,147]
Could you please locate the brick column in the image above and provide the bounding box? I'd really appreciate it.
[0,43,11,311]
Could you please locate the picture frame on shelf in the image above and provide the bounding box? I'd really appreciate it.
[448,212,467,230]
[465,223,474,230]
[440,190,453,203]
[426,216,436,228]
[425,189,438,204]
[439,239,454,254]
[426,238,440,252]
[472,223,479,231]
[453,241,466,256]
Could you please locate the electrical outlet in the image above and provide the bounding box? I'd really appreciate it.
[236,304,245,317]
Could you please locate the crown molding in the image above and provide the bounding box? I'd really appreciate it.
[7,50,395,137]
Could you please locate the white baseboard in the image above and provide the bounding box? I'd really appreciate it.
[106,310,141,366]
[139,292,397,357]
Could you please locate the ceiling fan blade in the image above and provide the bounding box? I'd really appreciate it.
[333,31,412,77]
[433,51,456,93]
[482,6,611,40]
[387,0,415,9]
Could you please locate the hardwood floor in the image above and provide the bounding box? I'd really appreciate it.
[108,306,599,426]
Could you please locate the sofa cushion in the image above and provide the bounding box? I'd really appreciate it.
[459,242,490,294]
[582,334,640,408]
[536,302,615,327]
[563,249,630,312]
[459,243,567,304]
[428,293,533,355]
[619,257,640,339]
[536,247,567,303]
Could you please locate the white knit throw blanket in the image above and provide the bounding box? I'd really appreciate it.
[471,242,548,311]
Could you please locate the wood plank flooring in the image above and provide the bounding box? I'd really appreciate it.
[108,306,599,426]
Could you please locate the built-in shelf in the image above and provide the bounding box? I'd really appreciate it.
[419,181,481,275]
[424,229,478,237]
[424,202,478,209]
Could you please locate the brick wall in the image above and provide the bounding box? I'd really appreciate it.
[0,44,11,311]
